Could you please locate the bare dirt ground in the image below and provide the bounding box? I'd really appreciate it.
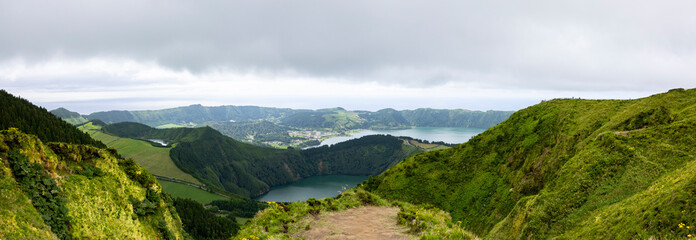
[296,206,414,240]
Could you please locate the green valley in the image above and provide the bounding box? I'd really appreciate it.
[98,121,432,197]
[8,88,695,239]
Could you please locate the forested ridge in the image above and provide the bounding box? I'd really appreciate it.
[0,90,105,148]
[365,88,696,239]
[102,122,424,197]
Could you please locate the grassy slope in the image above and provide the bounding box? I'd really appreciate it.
[0,129,186,239]
[81,123,202,185]
[159,181,228,204]
[369,88,696,239]
[323,109,366,129]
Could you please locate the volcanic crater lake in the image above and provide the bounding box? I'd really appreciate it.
[254,175,369,203]
[259,127,486,202]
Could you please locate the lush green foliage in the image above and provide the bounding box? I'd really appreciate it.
[173,198,239,240]
[102,122,424,197]
[8,151,71,239]
[0,129,187,239]
[0,90,105,148]
[0,153,58,239]
[235,187,477,239]
[369,88,696,239]
[302,134,422,175]
[210,198,268,218]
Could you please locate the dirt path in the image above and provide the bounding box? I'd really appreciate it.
[296,206,413,240]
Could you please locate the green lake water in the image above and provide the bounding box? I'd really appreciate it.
[254,175,369,203]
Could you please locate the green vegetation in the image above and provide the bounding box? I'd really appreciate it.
[86,104,298,127]
[236,187,478,239]
[173,198,240,240]
[7,151,71,239]
[85,129,202,185]
[0,90,105,148]
[210,198,267,219]
[101,122,426,197]
[0,152,57,239]
[302,135,422,176]
[157,124,188,129]
[79,103,511,147]
[49,107,88,125]
[0,129,186,239]
[159,181,228,204]
[280,107,366,129]
[399,108,512,128]
[80,121,201,185]
[366,88,696,239]
[206,120,296,147]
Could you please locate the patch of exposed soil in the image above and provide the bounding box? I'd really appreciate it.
[296,206,413,240]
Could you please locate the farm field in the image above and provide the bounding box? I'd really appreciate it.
[159,181,228,204]
[80,125,203,185]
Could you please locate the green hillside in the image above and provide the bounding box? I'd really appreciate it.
[85,104,512,130]
[87,104,299,127]
[367,88,696,239]
[237,187,478,239]
[205,120,294,146]
[101,122,425,197]
[49,107,88,125]
[0,90,105,148]
[80,123,202,185]
[0,129,186,239]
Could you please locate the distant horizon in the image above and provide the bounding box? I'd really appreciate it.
[13,88,673,115]
[44,101,520,116]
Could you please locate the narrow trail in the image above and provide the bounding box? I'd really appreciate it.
[296,206,413,240]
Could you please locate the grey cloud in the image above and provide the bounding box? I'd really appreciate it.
[1,0,695,90]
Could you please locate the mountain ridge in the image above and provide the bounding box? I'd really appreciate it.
[79,104,512,130]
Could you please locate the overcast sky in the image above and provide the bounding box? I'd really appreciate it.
[1,0,694,114]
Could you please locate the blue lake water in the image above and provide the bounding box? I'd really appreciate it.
[319,127,485,147]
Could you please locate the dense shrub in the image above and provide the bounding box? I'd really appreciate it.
[8,151,72,239]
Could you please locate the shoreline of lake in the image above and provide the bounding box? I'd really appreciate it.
[255,175,369,203]
[317,127,485,147]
